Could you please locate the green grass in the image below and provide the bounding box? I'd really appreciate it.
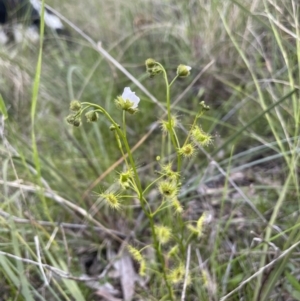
[0,0,299,300]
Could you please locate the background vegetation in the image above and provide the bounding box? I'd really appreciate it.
[0,0,299,300]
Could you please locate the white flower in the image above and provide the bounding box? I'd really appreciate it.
[115,87,141,114]
[122,87,140,109]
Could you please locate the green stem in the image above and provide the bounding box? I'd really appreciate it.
[82,102,174,300]
[149,215,174,300]
[142,174,165,195]
[82,102,142,194]
[155,64,181,169]
[183,112,202,146]
[169,75,179,88]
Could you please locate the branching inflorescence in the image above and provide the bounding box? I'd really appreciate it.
[66,58,213,300]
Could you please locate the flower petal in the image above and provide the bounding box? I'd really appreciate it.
[122,87,140,108]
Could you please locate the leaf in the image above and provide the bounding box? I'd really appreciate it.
[114,250,136,301]
[285,271,300,292]
[0,94,8,120]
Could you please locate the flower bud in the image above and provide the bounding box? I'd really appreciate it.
[66,114,76,125]
[199,101,210,111]
[177,64,192,77]
[73,118,81,127]
[160,163,180,181]
[69,100,81,112]
[66,114,81,127]
[145,58,156,69]
[110,124,120,131]
[85,110,99,122]
[148,65,163,78]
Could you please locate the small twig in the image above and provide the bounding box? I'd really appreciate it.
[45,226,59,250]
[0,208,122,236]
[60,225,71,273]
[34,236,49,286]
[0,250,109,282]
[181,244,191,301]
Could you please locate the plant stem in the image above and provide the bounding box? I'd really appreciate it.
[149,214,174,300]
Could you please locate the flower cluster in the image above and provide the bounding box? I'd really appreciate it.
[66,114,81,127]
[66,99,100,127]
[145,58,163,77]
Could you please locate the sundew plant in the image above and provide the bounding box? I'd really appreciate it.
[66,59,213,300]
